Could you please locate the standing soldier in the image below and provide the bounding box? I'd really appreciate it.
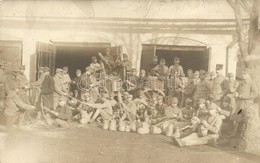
[115,52,130,81]
[38,67,55,119]
[193,71,200,85]
[226,73,239,109]
[71,69,82,99]
[98,48,115,75]
[147,55,158,72]
[54,68,67,110]
[193,70,211,107]
[233,69,259,152]
[62,66,71,94]
[16,65,30,104]
[212,64,229,107]
[168,56,184,77]
[153,58,169,79]
[0,63,6,110]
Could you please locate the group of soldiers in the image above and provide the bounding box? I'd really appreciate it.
[0,48,259,149]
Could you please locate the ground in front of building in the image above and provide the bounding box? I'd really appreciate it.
[1,123,260,163]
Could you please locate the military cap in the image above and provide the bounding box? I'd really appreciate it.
[194,71,200,75]
[227,73,234,77]
[223,96,231,103]
[187,69,193,73]
[19,65,25,70]
[160,58,166,62]
[198,98,206,104]
[172,97,178,104]
[216,64,223,70]
[174,56,180,61]
[76,69,81,73]
[63,66,68,71]
[56,68,63,73]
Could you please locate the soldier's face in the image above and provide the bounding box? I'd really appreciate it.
[187,72,192,78]
[174,60,179,64]
[199,103,205,109]
[76,72,81,77]
[159,61,165,66]
[171,103,177,107]
[45,71,50,75]
[63,70,68,74]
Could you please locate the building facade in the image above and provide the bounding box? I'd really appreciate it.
[0,0,249,80]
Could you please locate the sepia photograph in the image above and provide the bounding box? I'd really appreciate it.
[0,0,260,162]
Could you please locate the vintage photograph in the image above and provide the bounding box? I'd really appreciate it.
[0,0,260,162]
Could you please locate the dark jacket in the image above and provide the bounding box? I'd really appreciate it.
[41,75,55,94]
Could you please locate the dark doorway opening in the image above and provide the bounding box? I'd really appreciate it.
[55,46,108,79]
[141,44,210,74]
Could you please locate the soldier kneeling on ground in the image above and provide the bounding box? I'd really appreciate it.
[4,87,36,131]
[172,104,222,147]
[45,97,73,128]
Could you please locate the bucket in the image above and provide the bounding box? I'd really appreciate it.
[103,120,110,130]
[166,124,174,137]
[118,121,126,132]
[109,120,117,131]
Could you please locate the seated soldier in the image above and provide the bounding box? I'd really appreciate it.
[155,96,167,117]
[181,98,195,120]
[172,104,223,147]
[46,97,73,128]
[196,98,208,121]
[4,88,36,131]
[216,96,234,136]
[73,92,95,124]
[165,97,183,120]
[86,92,113,128]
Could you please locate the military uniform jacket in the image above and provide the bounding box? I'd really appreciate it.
[204,114,223,135]
[212,75,229,102]
[193,80,211,101]
[168,64,184,76]
[41,75,55,94]
[237,80,258,105]
[4,90,34,116]
[153,65,169,78]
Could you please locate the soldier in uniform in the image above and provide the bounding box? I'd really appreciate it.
[62,66,71,94]
[168,56,184,77]
[147,55,158,72]
[4,87,35,131]
[90,56,102,78]
[99,48,115,75]
[34,67,55,120]
[0,63,6,110]
[193,70,211,107]
[71,69,82,99]
[226,73,239,109]
[16,65,30,104]
[212,64,229,107]
[153,58,169,78]
[115,53,130,81]
[232,69,259,137]
[167,71,183,106]
[173,104,222,147]
[193,71,200,85]
[54,68,67,110]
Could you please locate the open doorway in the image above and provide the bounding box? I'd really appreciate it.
[55,46,107,79]
[141,44,210,74]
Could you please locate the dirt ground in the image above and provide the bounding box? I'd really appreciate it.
[1,123,260,163]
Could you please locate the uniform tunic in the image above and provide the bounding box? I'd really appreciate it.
[168,64,184,76]
[212,75,229,103]
[153,65,169,78]
[165,106,182,118]
[193,80,211,104]
[41,75,55,109]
